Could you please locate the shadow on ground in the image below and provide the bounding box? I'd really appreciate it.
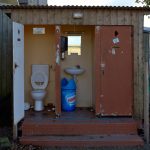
[10,143,150,150]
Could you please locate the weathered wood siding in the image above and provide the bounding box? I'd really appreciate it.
[0,10,13,126]
[6,9,142,26]
[144,31,150,62]
[2,8,146,118]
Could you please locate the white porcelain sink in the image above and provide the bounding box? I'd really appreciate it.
[64,67,85,75]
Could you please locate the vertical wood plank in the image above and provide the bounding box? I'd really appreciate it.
[138,13,144,119]
[144,60,149,144]
[0,10,13,127]
[2,12,8,97]
[83,9,89,25]
[143,31,149,144]
[0,12,12,98]
[33,9,40,24]
[110,10,118,25]
[67,9,74,25]
[124,10,132,25]
[47,9,55,24]
[61,9,70,24]
[54,9,62,24]
[132,12,139,118]
[103,9,111,25]
[0,10,2,96]
[117,10,125,25]
[39,10,48,24]
[85,9,97,25]
[96,10,104,25]
[6,16,13,95]
[11,10,19,23]
[94,26,101,115]
[55,25,61,116]
[5,15,9,95]
[26,9,33,24]
[132,11,145,119]
[18,9,26,24]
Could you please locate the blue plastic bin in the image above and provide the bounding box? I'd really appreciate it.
[61,78,76,111]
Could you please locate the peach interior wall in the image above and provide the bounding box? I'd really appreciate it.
[61,26,94,107]
[24,25,94,107]
[24,25,56,105]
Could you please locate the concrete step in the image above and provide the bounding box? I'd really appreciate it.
[20,134,144,147]
[22,119,138,136]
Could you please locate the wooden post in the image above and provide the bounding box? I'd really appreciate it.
[55,25,61,116]
[13,124,17,140]
[144,61,149,144]
[94,26,101,116]
[144,32,149,144]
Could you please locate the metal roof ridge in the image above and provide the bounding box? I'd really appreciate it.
[0,5,150,9]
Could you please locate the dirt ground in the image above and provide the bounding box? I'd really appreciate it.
[10,143,150,150]
[0,137,150,150]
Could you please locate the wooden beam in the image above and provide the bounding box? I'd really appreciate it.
[132,12,140,118]
[144,32,150,144]
[94,26,101,115]
[144,60,149,144]
[0,10,2,96]
[138,13,144,118]
[55,25,61,116]
[2,11,8,97]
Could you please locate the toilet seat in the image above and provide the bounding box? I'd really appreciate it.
[31,72,48,90]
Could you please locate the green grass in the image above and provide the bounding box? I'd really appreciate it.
[0,137,11,149]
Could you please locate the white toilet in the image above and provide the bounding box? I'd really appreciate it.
[31,64,49,111]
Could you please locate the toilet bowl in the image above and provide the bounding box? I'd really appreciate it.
[31,90,46,111]
[31,65,49,111]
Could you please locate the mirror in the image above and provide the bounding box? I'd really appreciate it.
[67,35,81,55]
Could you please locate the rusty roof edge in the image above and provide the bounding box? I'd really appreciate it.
[0,5,150,11]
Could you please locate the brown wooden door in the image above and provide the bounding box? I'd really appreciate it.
[99,26,133,116]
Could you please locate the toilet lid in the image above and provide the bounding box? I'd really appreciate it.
[31,72,48,89]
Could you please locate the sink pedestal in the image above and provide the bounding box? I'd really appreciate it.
[73,75,78,83]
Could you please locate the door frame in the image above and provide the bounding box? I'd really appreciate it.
[55,25,61,116]
[94,26,101,115]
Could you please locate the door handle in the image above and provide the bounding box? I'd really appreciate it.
[15,63,19,69]
[100,63,105,75]
[13,63,19,74]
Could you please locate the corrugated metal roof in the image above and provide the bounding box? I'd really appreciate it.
[0,5,150,10]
